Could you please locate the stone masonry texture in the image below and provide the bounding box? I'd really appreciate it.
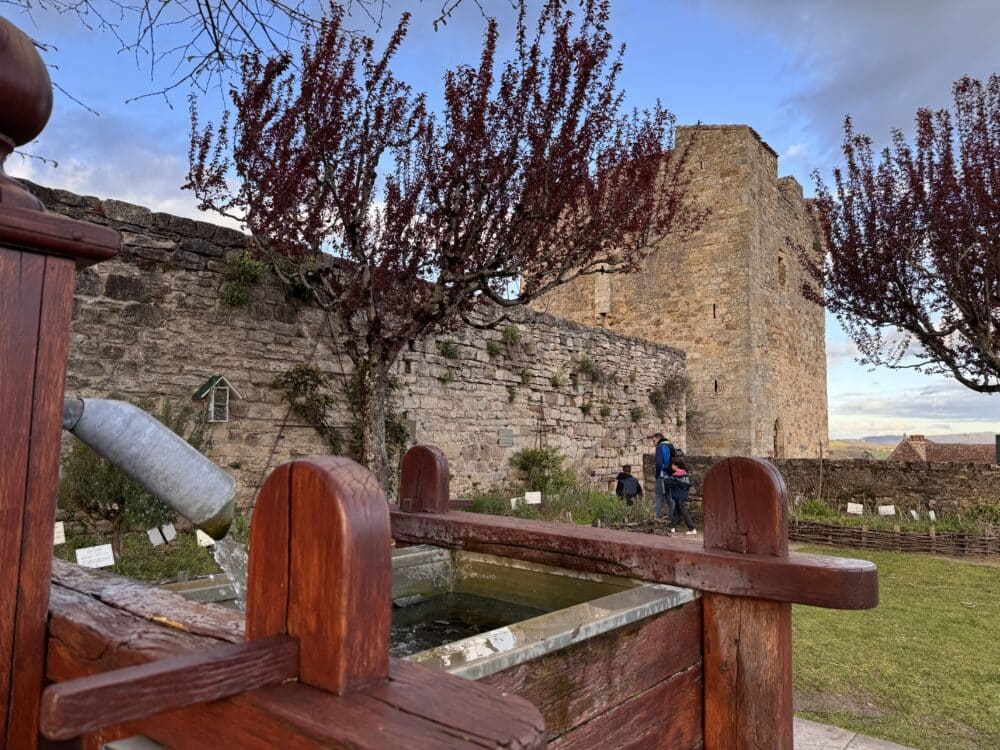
[26,182,686,505]
[537,125,829,459]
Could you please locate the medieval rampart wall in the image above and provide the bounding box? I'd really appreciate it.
[28,182,685,503]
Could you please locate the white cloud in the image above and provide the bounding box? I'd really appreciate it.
[783,143,806,159]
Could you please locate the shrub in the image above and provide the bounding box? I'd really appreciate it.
[436,339,460,359]
[575,355,604,383]
[228,251,266,285]
[509,447,576,494]
[599,404,612,418]
[580,401,593,416]
[220,281,251,307]
[486,340,503,358]
[629,405,644,422]
[507,385,517,404]
[549,373,565,389]
[501,324,521,347]
[520,369,532,385]
[438,370,455,384]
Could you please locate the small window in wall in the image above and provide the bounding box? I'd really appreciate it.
[712,303,717,319]
[193,375,242,423]
[714,379,718,394]
[773,418,785,458]
[778,254,787,287]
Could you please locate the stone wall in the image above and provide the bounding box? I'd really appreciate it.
[657,456,1000,515]
[28,182,686,504]
[536,125,829,459]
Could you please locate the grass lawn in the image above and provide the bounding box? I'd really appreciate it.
[793,546,999,749]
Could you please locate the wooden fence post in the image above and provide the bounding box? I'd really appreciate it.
[246,456,392,693]
[0,19,119,749]
[702,457,793,750]
[398,444,450,513]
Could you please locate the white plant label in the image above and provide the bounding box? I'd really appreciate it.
[524,491,542,505]
[147,528,165,547]
[909,509,919,520]
[928,510,937,522]
[509,497,522,509]
[160,523,177,543]
[53,521,65,546]
[846,502,864,515]
[76,544,115,569]
[195,529,216,547]
[877,504,896,517]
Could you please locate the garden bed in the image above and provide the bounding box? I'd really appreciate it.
[789,519,998,556]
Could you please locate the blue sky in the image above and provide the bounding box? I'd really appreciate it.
[6,0,999,438]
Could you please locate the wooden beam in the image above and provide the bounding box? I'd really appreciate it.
[390,509,878,609]
[702,457,793,750]
[399,444,450,513]
[40,636,299,740]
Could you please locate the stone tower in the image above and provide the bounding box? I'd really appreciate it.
[536,125,829,458]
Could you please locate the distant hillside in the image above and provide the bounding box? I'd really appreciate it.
[827,440,893,460]
[860,432,996,445]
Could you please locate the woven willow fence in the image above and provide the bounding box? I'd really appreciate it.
[788,519,998,557]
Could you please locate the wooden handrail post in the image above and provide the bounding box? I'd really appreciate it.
[246,456,392,693]
[702,457,793,749]
[0,19,119,749]
[399,444,450,513]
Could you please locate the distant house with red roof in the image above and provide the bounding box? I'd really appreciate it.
[887,435,997,464]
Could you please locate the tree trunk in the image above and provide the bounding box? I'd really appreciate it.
[357,363,391,491]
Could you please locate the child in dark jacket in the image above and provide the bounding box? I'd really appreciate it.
[663,458,696,534]
[614,465,643,506]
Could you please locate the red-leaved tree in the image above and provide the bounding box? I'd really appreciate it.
[808,75,1000,394]
[187,0,700,486]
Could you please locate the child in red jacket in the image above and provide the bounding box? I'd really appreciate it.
[663,457,697,534]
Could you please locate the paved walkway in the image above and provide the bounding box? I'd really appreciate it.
[795,718,916,749]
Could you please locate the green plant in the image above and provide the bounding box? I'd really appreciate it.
[507,385,517,404]
[580,401,593,416]
[438,370,455,384]
[344,370,409,487]
[273,364,341,453]
[509,447,576,494]
[228,251,266,285]
[520,368,532,385]
[487,339,503,358]
[575,354,604,383]
[220,281,251,307]
[649,373,692,419]
[629,405,644,422]
[599,404,612,418]
[549,373,565,389]
[58,399,210,556]
[501,324,521,348]
[436,339,460,359]
[675,415,684,428]
[53,530,222,584]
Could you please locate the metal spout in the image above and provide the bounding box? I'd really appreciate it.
[62,398,235,539]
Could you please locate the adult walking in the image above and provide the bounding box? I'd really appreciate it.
[650,432,675,522]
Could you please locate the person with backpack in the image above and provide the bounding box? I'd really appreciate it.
[664,457,697,534]
[614,465,643,506]
[650,432,676,522]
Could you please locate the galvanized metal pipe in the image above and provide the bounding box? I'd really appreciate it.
[62,398,234,539]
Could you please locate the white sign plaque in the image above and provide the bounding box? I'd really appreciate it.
[877,504,896,517]
[909,509,919,520]
[196,529,216,547]
[160,523,177,543]
[76,544,115,569]
[509,496,522,509]
[147,528,165,546]
[524,491,542,505]
[846,502,864,515]
[53,521,65,546]
[928,510,936,522]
